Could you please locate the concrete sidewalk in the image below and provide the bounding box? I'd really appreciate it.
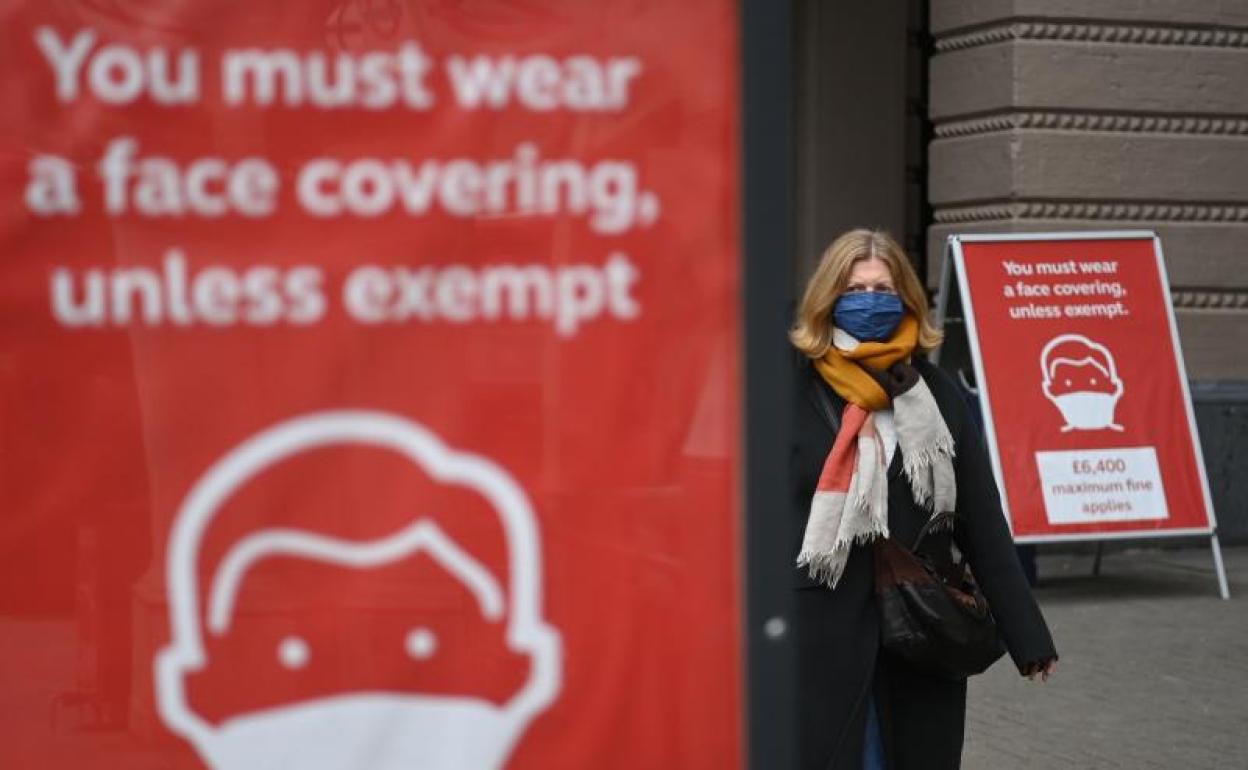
[964,543,1248,769]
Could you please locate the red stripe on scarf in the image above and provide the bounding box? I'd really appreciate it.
[814,404,868,493]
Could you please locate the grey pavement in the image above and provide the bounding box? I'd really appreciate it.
[964,543,1248,769]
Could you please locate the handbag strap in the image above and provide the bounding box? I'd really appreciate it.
[911,511,957,552]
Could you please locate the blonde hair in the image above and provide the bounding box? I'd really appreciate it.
[790,228,943,357]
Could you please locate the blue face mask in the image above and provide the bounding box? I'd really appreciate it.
[833,291,904,342]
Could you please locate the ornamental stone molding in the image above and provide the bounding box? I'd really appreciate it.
[934,112,1248,138]
[932,201,1248,224]
[1170,290,1248,311]
[935,20,1248,53]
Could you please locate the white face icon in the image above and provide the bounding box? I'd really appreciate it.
[1040,334,1124,432]
[155,411,562,770]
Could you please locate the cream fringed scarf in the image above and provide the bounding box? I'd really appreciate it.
[796,317,957,588]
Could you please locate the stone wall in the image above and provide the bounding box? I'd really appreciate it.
[927,0,1248,380]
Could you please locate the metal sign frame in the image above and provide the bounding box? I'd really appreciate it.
[935,231,1229,598]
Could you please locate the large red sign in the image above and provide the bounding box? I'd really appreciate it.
[0,3,742,768]
[949,233,1216,543]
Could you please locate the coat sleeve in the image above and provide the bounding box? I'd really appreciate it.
[937,371,1059,673]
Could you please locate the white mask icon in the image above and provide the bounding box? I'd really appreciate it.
[155,411,562,770]
[1040,334,1124,432]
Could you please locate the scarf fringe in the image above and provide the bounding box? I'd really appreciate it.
[797,528,884,588]
[849,482,872,512]
[901,439,956,509]
[894,378,958,514]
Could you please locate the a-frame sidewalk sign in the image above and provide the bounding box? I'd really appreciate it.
[934,231,1229,599]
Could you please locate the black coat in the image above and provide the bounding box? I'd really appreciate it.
[790,352,1057,770]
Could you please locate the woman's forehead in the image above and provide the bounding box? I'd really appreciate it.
[847,257,893,282]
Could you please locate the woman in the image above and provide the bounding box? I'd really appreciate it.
[789,229,1057,770]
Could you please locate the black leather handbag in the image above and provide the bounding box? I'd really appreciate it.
[873,512,1005,680]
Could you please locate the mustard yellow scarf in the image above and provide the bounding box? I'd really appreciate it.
[812,314,918,411]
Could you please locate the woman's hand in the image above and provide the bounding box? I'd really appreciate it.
[1024,658,1058,683]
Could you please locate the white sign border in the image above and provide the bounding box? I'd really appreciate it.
[941,230,1219,546]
